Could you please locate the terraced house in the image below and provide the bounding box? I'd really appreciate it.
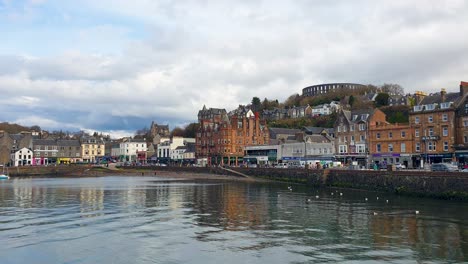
[196,105,269,166]
[334,108,386,168]
[81,137,105,163]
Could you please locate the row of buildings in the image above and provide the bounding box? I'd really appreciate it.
[196,81,468,169]
[0,128,197,166]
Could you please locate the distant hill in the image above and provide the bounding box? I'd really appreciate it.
[0,122,34,134]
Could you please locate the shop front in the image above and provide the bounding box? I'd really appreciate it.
[421,153,454,164]
[371,153,414,169]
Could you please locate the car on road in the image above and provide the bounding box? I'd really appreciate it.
[395,163,406,170]
[431,163,458,172]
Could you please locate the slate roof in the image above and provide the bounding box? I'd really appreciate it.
[268,128,302,139]
[420,92,461,105]
[33,139,57,145]
[303,127,324,135]
[57,140,80,147]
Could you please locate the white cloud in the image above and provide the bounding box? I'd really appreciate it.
[1,1,468,137]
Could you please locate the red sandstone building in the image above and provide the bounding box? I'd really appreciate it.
[196,105,269,166]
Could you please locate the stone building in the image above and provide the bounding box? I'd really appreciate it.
[409,88,460,165]
[369,121,414,168]
[196,105,269,166]
[334,108,386,167]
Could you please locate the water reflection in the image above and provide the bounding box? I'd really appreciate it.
[0,176,466,263]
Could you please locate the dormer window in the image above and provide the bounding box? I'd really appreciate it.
[440,102,451,109]
[425,104,435,111]
[413,105,423,111]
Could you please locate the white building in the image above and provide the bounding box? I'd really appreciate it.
[11,147,33,166]
[119,138,147,162]
[156,137,196,163]
[312,101,341,116]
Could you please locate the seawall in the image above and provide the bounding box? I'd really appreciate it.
[227,167,468,200]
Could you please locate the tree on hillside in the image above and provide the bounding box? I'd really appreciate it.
[282,93,302,108]
[375,93,390,107]
[348,95,355,107]
[183,123,199,138]
[380,83,404,95]
[261,98,279,110]
[171,127,185,137]
[251,97,261,112]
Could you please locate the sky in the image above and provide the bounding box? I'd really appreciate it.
[1,0,468,138]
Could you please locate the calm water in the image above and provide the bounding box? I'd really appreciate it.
[0,176,467,264]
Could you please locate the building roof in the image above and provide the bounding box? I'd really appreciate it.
[57,139,81,147]
[420,92,460,105]
[268,128,302,139]
[33,139,57,145]
[303,127,325,134]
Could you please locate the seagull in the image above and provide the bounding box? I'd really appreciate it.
[315,195,319,199]
[415,211,420,214]
[386,200,389,203]
[306,198,311,202]
[340,193,343,196]
[373,212,378,215]
[376,197,379,200]
[365,198,368,201]
[331,192,334,195]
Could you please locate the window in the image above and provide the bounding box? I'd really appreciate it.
[442,114,448,121]
[464,120,468,127]
[351,135,355,143]
[360,135,365,142]
[465,136,468,143]
[426,104,435,111]
[413,105,423,112]
[428,115,433,123]
[389,132,393,138]
[443,142,449,151]
[338,126,341,132]
[415,129,419,137]
[344,136,347,142]
[376,133,381,139]
[376,144,381,152]
[343,126,347,132]
[350,125,354,132]
[401,143,406,153]
[416,142,421,152]
[427,142,436,151]
[388,144,393,152]
[339,145,347,153]
[440,102,451,109]
[415,116,420,124]
[443,126,448,137]
[465,103,468,114]
[429,127,434,136]
[401,131,406,138]
[359,123,366,131]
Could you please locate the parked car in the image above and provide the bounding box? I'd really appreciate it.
[431,163,458,172]
[395,163,406,170]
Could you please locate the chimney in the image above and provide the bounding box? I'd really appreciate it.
[441,88,447,102]
[460,81,468,96]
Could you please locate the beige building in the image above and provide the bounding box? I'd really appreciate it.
[81,137,105,163]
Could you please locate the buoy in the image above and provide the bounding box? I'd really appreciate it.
[386,200,389,203]
[376,197,379,200]
[315,195,319,199]
[331,193,334,195]
[340,193,343,196]
[365,198,368,201]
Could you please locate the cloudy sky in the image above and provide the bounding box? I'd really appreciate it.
[1,0,467,138]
